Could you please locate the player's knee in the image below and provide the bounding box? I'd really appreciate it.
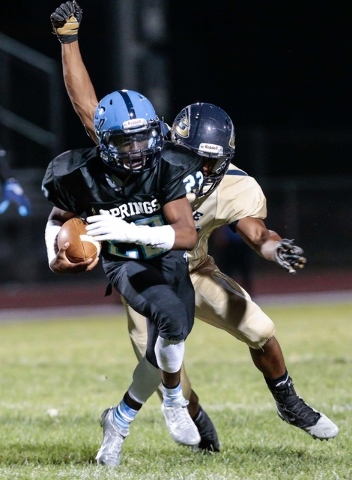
[157,309,194,341]
[240,317,276,349]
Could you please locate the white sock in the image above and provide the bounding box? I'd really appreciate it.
[162,383,185,407]
[113,400,138,435]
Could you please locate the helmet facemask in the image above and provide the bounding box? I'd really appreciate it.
[198,154,233,197]
[100,122,162,173]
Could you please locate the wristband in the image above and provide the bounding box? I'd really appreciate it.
[45,220,62,266]
[135,224,175,250]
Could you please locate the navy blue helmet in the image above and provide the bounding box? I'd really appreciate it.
[171,103,235,196]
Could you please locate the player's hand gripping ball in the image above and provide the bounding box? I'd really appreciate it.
[57,217,101,263]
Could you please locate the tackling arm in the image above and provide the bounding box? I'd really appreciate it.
[235,216,306,273]
[235,217,280,261]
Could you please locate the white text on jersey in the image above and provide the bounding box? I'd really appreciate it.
[101,199,161,219]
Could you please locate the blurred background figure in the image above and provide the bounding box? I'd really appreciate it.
[0,145,31,217]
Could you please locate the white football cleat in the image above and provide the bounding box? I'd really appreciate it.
[162,401,201,446]
[96,407,128,467]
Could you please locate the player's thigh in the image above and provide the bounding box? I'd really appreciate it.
[158,250,195,322]
[105,257,194,341]
[191,261,275,348]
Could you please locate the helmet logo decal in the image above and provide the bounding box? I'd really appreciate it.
[175,112,190,138]
[122,118,148,130]
[198,143,223,156]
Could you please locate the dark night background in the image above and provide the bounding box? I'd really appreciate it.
[0,1,351,175]
[1,1,352,289]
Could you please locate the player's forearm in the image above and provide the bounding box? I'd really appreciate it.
[258,240,279,261]
[163,198,197,250]
[237,220,281,261]
[48,206,75,225]
[256,231,282,261]
[61,42,98,140]
[172,226,197,250]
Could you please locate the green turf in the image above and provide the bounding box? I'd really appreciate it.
[0,301,351,479]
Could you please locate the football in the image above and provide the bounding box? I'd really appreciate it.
[57,217,101,263]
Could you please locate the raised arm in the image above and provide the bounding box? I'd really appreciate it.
[62,42,98,140]
[51,1,98,141]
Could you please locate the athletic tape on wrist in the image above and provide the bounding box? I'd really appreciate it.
[45,220,62,266]
[135,224,175,250]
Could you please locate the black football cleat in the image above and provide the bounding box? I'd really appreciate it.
[272,378,339,440]
[193,405,220,452]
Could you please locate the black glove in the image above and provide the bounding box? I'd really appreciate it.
[274,239,306,274]
[50,1,82,44]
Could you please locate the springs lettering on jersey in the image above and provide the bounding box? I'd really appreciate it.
[100,199,161,220]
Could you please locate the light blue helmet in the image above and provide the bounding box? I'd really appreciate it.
[94,90,164,173]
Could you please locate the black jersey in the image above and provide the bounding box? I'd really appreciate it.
[42,143,203,260]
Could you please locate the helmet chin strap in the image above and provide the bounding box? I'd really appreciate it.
[197,157,232,198]
[100,147,158,174]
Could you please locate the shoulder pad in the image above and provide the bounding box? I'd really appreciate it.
[161,142,200,167]
[51,147,99,176]
[226,164,248,176]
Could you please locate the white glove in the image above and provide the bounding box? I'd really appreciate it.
[86,210,175,249]
[86,213,139,242]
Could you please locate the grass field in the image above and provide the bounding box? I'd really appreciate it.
[0,300,351,480]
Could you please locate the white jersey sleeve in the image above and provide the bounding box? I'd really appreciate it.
[189,164,267,269]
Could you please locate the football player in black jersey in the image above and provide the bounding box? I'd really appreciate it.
[42,89,206,466]
[50,1,338,457]
[49,0,221,455]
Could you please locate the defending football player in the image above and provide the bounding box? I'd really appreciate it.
[42,89,205,467]
[126,103,339,443]
[49,1,338,455]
